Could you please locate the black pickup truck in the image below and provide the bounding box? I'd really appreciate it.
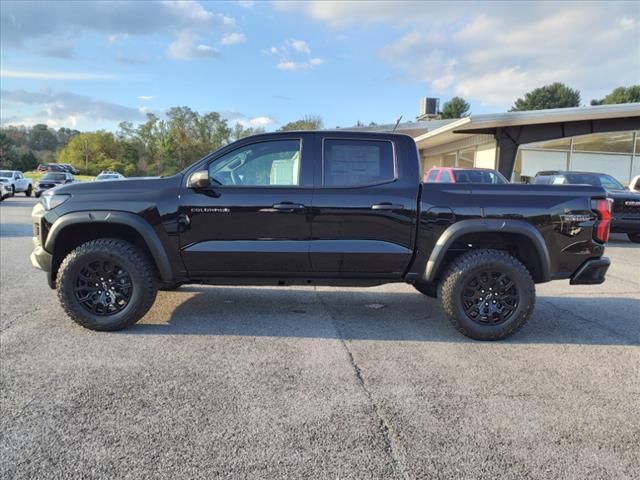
[31,132,611,340]
[533,171,640,243]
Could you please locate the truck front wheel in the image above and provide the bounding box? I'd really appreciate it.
[57,239,157,331]
[438,249,535,341]
[627,233,640,243]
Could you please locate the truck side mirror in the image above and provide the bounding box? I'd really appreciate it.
[187,170,211,190]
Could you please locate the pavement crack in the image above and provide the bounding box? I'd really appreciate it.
[541,298,640,345]
[315,288,412,480]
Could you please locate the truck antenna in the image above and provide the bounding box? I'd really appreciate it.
[392,115,403,132]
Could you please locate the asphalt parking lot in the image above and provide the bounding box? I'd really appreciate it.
[1,196,639,479]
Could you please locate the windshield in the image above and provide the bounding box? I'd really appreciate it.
[454,170,508,184]
[562,173,625,190]
[0,171,13,178]
[41,173,67,181]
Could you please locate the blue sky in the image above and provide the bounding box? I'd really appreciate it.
[1,1,638,131]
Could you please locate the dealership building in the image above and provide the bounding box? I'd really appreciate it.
[379,102,640,184]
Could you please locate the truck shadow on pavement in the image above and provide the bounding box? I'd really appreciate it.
[124,287,640,346]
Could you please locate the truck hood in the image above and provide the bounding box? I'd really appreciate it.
[605,189,640,200]
[55,175,180,195]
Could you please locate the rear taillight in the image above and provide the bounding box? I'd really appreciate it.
[592,198,612,243]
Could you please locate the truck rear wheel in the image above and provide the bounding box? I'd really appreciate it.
[438,249,535,341]
[25,185,32,197]
[57,239,157,331]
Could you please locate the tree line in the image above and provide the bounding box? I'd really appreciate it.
[438,84,639,119]
[0,85,637,176]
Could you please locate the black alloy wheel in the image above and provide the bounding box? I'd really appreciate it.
[74,260,133,316]
[461,270,518,326]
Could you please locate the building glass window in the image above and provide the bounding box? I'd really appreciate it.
[526,137,572,150]
[458,147,475,168]
[423,155,442,172]
[442,152,457,168]
[572,132,634,154]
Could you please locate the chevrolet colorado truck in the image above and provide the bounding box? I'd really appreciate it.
[31,132,611,340]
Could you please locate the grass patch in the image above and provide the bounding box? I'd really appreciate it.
[25,171,95,182]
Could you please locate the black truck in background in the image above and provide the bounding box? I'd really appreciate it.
[533,171,640,243]
[31,132,611,340]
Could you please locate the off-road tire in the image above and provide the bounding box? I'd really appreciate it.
[57,239,157,331]
[627,233,640,243]
[25,185,33,197]
[413,282,437,298]
[10,185,15,197]
[438,249,535,341]
[35,191,41,198]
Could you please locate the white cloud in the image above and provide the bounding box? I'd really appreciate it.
[1,1,236,59]
[0,69,119,80]
[267,39,324,72]
[277,1,639,109]
[167,32,221,60]
[137,96,156,100]
[1,88,146,127]
[236,1,255,8]
[108,33,130,44]
[221,32,247,45]
[290,39,311,55]
[115,55,148,65]
[223,111,277,129]
[277,58,324,71]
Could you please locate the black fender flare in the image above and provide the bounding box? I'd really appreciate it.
[424,219,551,283]
[45,211,173,282]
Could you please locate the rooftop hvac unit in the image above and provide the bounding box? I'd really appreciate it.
[419,97,439,117]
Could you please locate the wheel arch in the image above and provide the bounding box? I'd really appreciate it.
[424,219,552,284]
[45,211,173,284]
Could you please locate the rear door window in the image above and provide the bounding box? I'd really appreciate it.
[323,139,395,187]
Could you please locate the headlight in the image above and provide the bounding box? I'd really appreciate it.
[41,192,71,210]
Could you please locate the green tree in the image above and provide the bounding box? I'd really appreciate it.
[0,132,20,168]
[591,85,640,105]
[58,131,122,175]
[440,96,471,119]
[231,123,265,141]
[56,127,80,146]
[279,115,323,131]
[510,83,581,111]
[28,124,58,151]
[17,150,39,172]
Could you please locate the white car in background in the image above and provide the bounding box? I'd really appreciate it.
[630,175,640,192]
[94,171,125,181]
[0,170,33,197]
[0,181,12,201]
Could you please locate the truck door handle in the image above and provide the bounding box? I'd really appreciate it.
[371,203,404,210]
[272,202,306,212]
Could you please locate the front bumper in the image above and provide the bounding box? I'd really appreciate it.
[31,202,57,289]
[30,241,55,288]
[570,257,610,285]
